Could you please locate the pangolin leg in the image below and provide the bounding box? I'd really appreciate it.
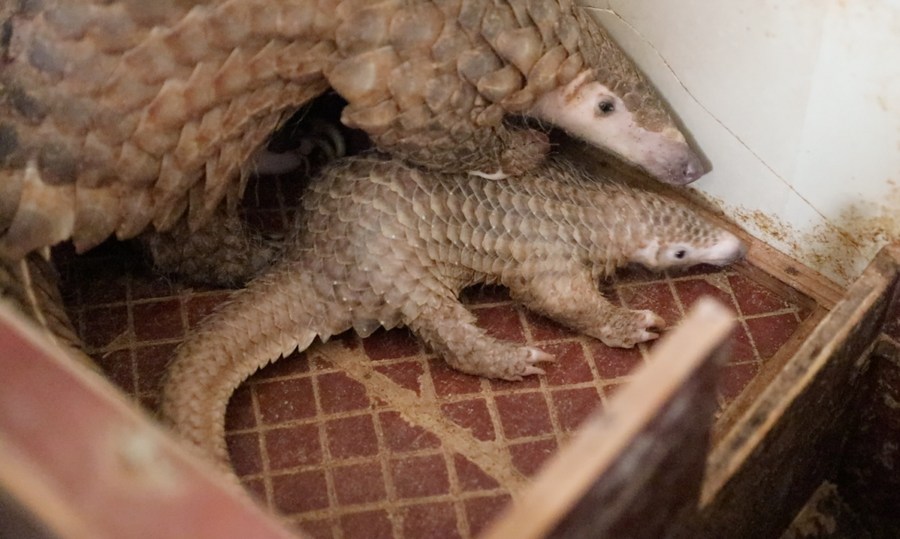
[469,126,552,178]
[406,296,553,381]
[508,270,667,348]
[140,208,281,287]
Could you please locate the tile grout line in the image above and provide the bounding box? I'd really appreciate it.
[267,447,497,521]
[478,379,513,497]
[441,433,470,539]
[518,307,566,451]
[711,272,754,408]
[473,302,547,494]
[311,365,344,538]
[68,287,236,311]
[369,395,402,539]
[283,489,512,527]
[125,271,140,397]
[232,368,634,416]
[575,338,608,422]
[235,430,562,482]
[419,354,473,539]
[250,381,277,512]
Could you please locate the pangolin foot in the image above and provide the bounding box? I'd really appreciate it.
[453,343,554,381]
[594,309,667,348]
[499,345,555,381]
[498,128,551,177]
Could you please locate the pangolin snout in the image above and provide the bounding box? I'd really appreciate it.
[681,152,707,184]
[662,150,707,185]
[708,232,747,266]
[647,143,708,186]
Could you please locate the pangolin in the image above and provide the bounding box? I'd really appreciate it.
[0,0,705,262]
[0,252,93,368]
[161,153,744,469]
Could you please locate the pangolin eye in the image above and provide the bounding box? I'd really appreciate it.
[675,250,687,259]
[597,100,615,114]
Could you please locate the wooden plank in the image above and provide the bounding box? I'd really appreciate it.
[480,298,736,539]
[682,242,900,538]
[0,301,300,539]
[834,337,900,535]
[740,238,844,309]
[711,304,829,444]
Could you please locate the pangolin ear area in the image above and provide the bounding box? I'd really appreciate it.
[573,8,667,124]
[629,240,659,267]
[560,69,595,102]
[572,7,704,144]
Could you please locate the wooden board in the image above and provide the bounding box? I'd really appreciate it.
[0,301,300,539]
[834,337,900,535]
[711,304,829,444]
[480,298,736,539]
[680,242,900,538]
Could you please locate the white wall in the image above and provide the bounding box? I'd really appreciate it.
[580,0,900,285]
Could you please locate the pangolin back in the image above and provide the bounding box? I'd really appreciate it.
[1,0,687,260]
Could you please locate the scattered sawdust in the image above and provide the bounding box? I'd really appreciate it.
[693,180,900,284]
[564,141,899,284]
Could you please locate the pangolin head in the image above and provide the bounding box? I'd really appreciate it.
[528,6,707,186]
[627,199,747,270]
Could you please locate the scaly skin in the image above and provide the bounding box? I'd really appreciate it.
[1,0,703,261]
[161,153,745,469]
[0,252,96,370]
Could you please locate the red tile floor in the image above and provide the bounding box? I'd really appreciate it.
[54,174,818,539]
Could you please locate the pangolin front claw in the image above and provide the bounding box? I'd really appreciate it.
[526,346,556,364]
[508,346,555,380]
[595,309,667,349]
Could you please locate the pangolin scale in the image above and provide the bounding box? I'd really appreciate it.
[161,153,744,469]
[1,0,704,261]
[0,252,95,369]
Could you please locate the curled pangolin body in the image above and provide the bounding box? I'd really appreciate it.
[1,0,691,261]
[161,153,745,467]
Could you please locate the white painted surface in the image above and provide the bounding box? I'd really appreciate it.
[579,0,900,284]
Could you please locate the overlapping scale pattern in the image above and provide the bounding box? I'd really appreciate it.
[1,0,678,259]
[161,153,740,469]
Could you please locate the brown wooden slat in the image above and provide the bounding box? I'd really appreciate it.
[480,297,736,539]
[0,301,301,539]
[833,337,900,535]
[712,304,829,445]
[685,242,900,539]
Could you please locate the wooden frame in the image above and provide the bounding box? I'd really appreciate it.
[0,302,300,539]
[0,290,736,539]
[681,242,900,538]
[481,298,736,539]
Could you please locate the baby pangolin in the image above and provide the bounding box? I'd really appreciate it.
[161,153,745,469]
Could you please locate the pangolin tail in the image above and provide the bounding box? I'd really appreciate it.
[160,259,339,469]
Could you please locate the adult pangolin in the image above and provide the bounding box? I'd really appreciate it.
[161,153,744,469]
[0,0,705,261]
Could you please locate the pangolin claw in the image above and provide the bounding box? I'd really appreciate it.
[526,347,556,364]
